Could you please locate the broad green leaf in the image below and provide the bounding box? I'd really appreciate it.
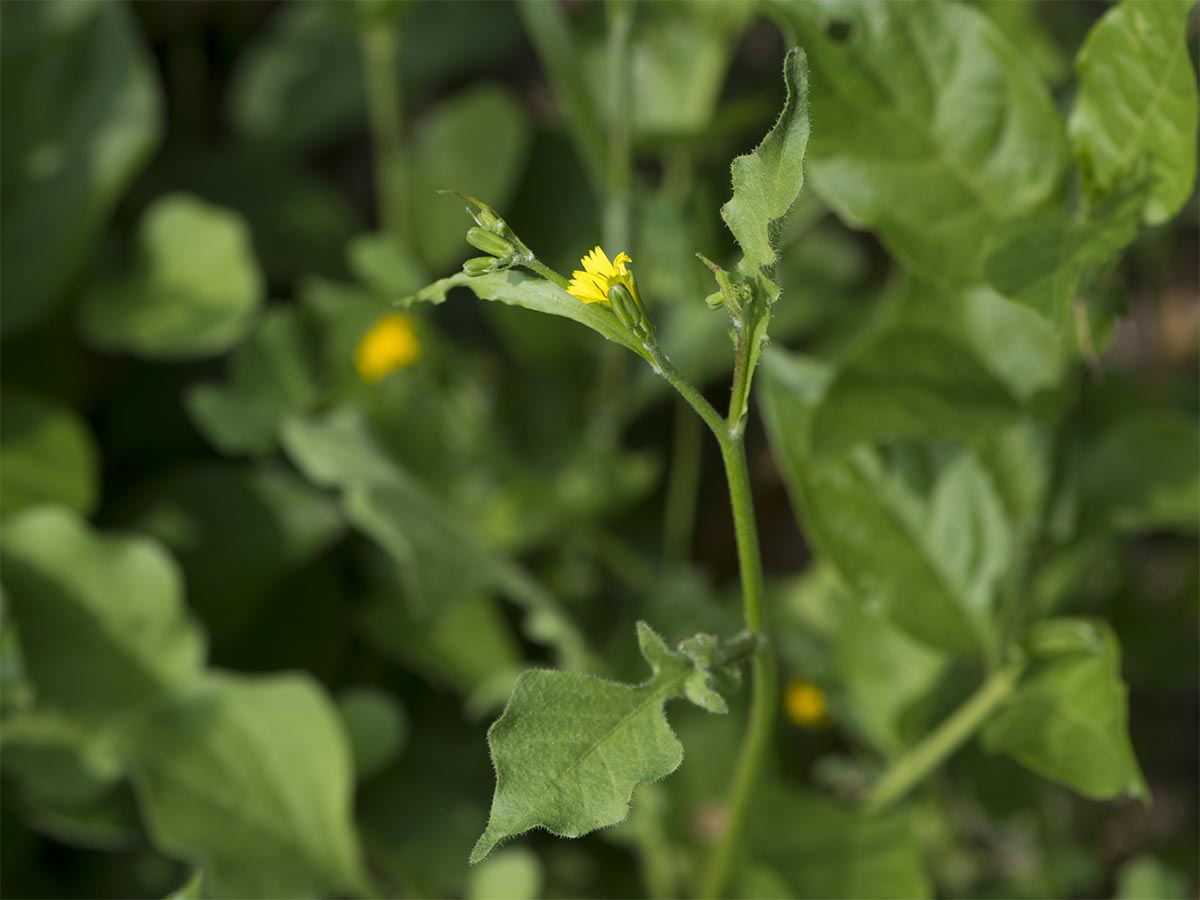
[79,194,264,360]
[983,620,1146,800]
[125,672,367,899]
[0,711,122,809]
[0,507,204,722]
[409,86,532,269]
[1069,0,1199,225]
[165,870,205,900]
[337,685,408,783]
[772,1,1067,285]
[347,232,427,299]
[896,283,1066,401]
[833,605,945,757]
[229,0,524,151]
[745,785,932,899]
[1115,854,1191,900]
[186,307,321,456]
[465,847,544,900]
[0,0,162,338]
[407,270,650,361]
[809,327,1021,458]
[1078,412,1200,534]
[283,409,591,670]
[0,391,98,516]
[984,182,1144,320]
[470,622,728,863]
[358,593,523,704]
[761,351,1007,656]
[721,47,810,282]
[120,462,344,647]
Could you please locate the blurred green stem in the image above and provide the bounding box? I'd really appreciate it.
[604,0,634,251]
[862,660,1025,815]
[362,23,407,241]
[663,400,702,562]
[516,0,606,191]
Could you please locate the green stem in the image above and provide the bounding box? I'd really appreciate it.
[861,660,1025,816]
[604,0,634,252]
[698,435,775,900]
[662,400,702,563]
[361,24,407,241]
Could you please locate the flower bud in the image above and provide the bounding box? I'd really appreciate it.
[466,227,515,259]
[607,282,653,337]
[463,256,499,276]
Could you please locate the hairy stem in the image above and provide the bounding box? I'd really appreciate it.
[699,435,775,899]
[361,24,407,241]
[862,660,1025,815]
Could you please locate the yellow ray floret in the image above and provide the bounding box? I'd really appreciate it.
[567,245,638,306]
[784,679,830,728]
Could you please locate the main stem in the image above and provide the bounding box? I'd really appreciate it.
[362,24,407,241]
[861,660,1025,815]
[699,435,776,900]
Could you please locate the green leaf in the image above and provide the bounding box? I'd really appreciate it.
[772,1,1067,286]
[0,390,98,516]
[0,507,204,723]
[1115,854,1191,900]
[809,326,1021,458]
[283,409,591,670]
[833,605,945,757]
[337,685,408,783]
[1078,412,1200,534]
[470,622,727,863]
[165,870,205,900]
[984,182,1145,320]
[983,620,1146,800]
[126,672,367,899]
[186,307,321,456]
[745,785,932,899]
[761,351,1008,656]
[720,47,810,283]
[0,0,162,338]
[465,847,544,900]
[119,462,344,647]
[79,193,264,360]
[409,86,531,269]
[406,269,651,360]
[0,711,122,809]
[1069,0,1199,225]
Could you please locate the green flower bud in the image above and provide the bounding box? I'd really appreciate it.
[705,291,725,309]
[607,282,653,338]
[463,256,499,276]
[474,206,507,233]
[467,227,515,259]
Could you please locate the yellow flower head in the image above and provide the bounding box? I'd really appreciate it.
[355,314,420,383]
[567,246,640,307]
[784,679,829,728]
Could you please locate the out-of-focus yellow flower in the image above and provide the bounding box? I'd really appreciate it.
[784,679,829,728]
[355,314,420,383]
[568,246,639,306]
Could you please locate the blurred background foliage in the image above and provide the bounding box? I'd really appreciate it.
[0,1,1196,898]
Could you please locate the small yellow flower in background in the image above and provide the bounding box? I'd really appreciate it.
[784,679,830,728]
[568,246,639,306]
[355,314,420,383]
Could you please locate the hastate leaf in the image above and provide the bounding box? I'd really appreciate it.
[721,47,810,283]
[470,622,727,863]
[1068,0,1199,225]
